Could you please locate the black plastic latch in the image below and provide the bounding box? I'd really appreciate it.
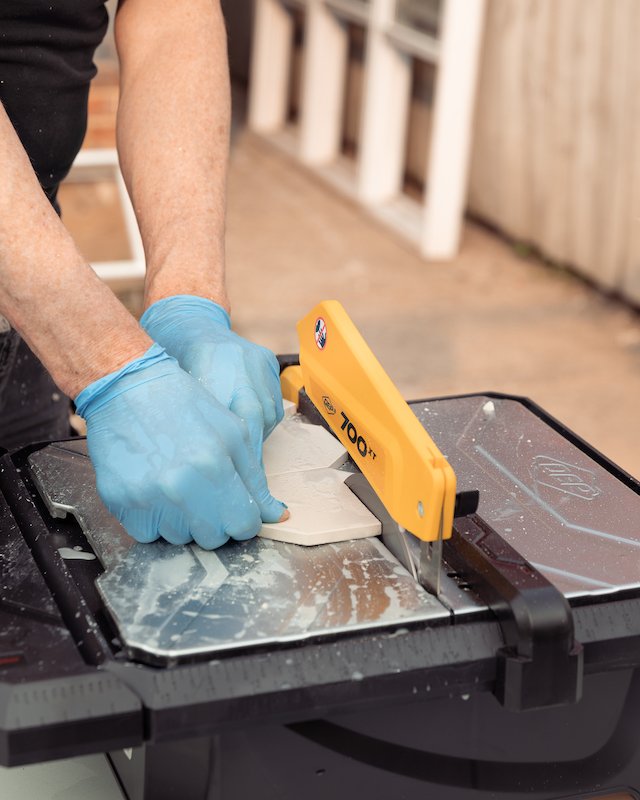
[453,490,479,518]
[276,353,300,373]
[446,514,583,711]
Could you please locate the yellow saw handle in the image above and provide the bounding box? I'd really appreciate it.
[297,301,456,542]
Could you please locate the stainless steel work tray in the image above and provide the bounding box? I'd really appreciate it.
[28,395,640,663]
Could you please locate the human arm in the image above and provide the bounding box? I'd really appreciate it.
[0,101,286,546]
[114,0,231,311]
[0,101,150,398]
[114,0,284,455]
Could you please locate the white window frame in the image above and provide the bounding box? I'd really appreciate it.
[248,0,486,260]
[66,148,145,282]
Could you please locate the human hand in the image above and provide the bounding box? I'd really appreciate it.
[140,295,283,459]
[75,344,288,549]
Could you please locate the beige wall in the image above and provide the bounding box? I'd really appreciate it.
[468,0,640,304]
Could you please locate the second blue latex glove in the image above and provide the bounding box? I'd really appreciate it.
[75,344,287,549]
[140,296,284,459]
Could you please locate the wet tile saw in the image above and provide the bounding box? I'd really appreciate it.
[2,300,640,800]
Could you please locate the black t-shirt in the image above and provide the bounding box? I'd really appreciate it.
[0,1,109,209]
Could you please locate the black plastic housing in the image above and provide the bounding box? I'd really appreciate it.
[1,387,640,799]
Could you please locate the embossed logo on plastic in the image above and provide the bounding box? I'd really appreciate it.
[340,411,376,460]
[531,455,600,500]
[322,395,336,414]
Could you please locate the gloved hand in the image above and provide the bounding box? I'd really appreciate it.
[140,295,283,459]
[75,344,288,549]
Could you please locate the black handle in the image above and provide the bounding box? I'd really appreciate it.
[447,514,583,711]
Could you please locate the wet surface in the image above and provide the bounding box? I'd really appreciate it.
[28,438,447,662]
[411,396,640,601]
[28,395,640,661]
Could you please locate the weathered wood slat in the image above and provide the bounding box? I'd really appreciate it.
[469,0,640,304]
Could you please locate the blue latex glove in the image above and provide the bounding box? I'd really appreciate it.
[75,344,287,549]
[140,296,283,459]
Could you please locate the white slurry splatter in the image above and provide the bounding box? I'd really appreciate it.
[58,547,96,561]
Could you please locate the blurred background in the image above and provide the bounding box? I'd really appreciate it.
[63,0,640,478]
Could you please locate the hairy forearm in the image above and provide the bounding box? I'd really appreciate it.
[115,0,231,312]
[0,106,152,397]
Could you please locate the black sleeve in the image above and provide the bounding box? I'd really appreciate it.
[0,1,110,209]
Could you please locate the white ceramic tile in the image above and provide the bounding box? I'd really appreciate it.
[260,468,381,546]
[0,754,124,800]
[263,420,347,477]
[282,398,297,418]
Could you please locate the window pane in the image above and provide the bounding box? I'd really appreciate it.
[403,58,436,199]
[287,8,306,123]
[395,0,442,37]
[341,24,367,158]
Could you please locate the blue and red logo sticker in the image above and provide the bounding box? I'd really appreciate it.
[315,317,327,350]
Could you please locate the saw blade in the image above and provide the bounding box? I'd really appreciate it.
[418,507,445,597]
[344,473,418,581]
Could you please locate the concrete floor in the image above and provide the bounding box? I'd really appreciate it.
[0,755,123,800]
[225,131,640,480]
[59,114,640,481]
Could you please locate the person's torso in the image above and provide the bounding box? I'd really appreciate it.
[0,1,109,207]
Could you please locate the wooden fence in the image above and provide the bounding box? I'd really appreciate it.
[467,0,640,304]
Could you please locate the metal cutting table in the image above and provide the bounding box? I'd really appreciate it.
[1,382,640,799]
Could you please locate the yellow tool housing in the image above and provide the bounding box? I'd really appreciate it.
[297,300,456,542]
[280,365,304,405]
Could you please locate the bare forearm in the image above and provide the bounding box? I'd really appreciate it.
[115,0,231,312]
[0,105,152,397]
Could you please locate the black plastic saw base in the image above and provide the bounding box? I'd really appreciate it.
[2,388,640,800]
